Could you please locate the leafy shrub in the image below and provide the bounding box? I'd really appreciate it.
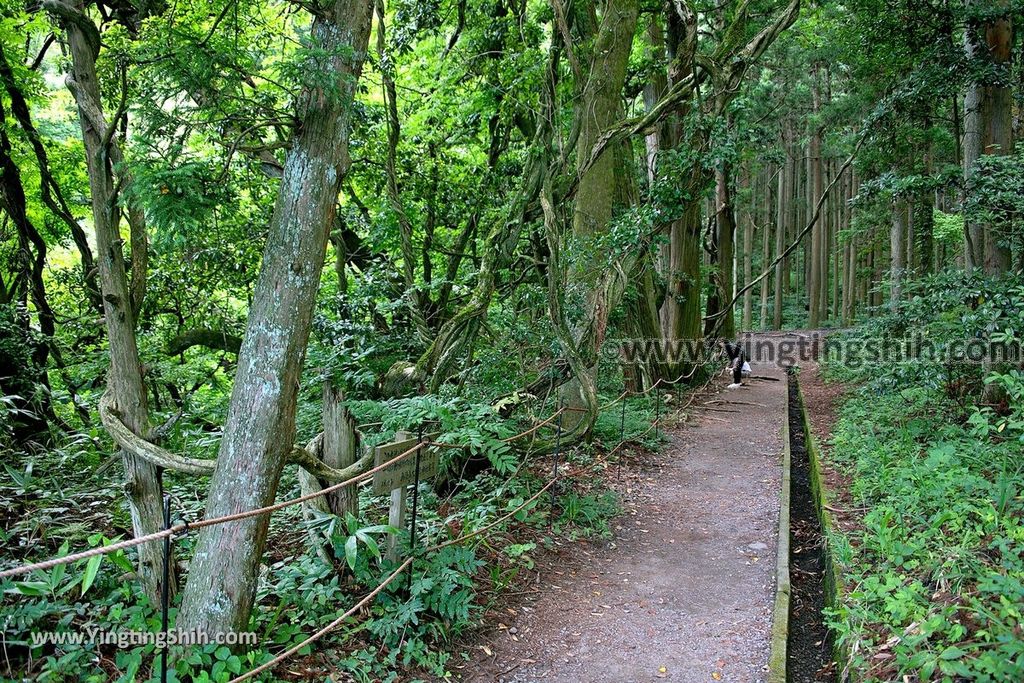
[821,272,1024,681]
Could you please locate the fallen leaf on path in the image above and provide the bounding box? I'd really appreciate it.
[712,671,722,680]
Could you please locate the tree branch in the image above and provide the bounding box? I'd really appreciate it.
[99,393,376,482]
[167,328,243,356]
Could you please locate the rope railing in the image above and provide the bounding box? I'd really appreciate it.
[2,375,690,682]
[426,478,557,552]
[563,372,718,478]
[228,558,414,683]
[501,407,566,442]
[227,384,672,680]
[561,366,707,414]
[0,439,428,581]
[232,476,555,682]
[0,403,582,580]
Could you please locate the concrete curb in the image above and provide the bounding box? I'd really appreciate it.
[766,388,792,683]
[798,382,850,682]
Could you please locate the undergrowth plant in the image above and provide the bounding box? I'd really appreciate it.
[822,272,1024,682]
[0,383,646,681]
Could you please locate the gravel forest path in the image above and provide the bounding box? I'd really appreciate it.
[457,359,789,683]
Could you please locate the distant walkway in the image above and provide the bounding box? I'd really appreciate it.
[457,361,787,682]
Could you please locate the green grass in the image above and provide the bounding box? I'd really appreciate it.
[822,382,1024,681]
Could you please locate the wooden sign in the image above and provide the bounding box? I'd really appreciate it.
[372,436,440,495]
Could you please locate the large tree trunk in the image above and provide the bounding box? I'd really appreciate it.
[572,0,637,238]
[871,234,883,309]
[560,0,639,433]
[830,163,840,320]
[808,68,824,328]
[660,4,703,359]
[642,17,668,190]
[773,148,790,330]
[890,200,906,307]
[841,171,855,325]
[623,255,665,389]
[787,152,797,298]
[299,385,360,520]
[742,168,754,330]
[964,0,1014,273]
[663,200,704,348]
[758,168,771,329]
[177,0,374,637]
[963,75,984,271]
[47,0,167,602]
[969,1,1015,403]
[705,161,736,339]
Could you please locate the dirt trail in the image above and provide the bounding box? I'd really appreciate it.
[457,361,788,683]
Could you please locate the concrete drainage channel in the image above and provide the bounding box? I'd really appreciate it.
[768,369,838,683]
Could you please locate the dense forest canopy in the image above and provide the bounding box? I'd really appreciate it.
[1,0,1022,680]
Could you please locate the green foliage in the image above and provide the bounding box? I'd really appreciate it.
[825,271,1024,394]
[970,370,1024,444]
[932,209,964,250]
[555,491,619,539]
[965,152,1024,241]
[824,389,1024,681]
[0,304,48,447]
[822,273,1024,681]
[327,513,394,572]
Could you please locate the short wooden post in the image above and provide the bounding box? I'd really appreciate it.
[385,431,412,563]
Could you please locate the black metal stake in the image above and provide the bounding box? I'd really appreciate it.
[655,385,661,439]
[548,405,565,524]
[406,425,423,594]
[550,402,563,527]
[618,392,627,481]
[160,495,171,683]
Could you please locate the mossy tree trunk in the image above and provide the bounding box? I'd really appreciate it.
[47,0,166,603]
[177,0,374,637]
[964,0,1014,273]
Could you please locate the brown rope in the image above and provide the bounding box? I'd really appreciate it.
[599,389,631,411]
[1,372,696,583]
[229,558,413,683]
[426,478,557,552]
[563,371,717,478]
[2,402,576,581]
[0,529,179,581]
[566,367,705,414]
[500,407,565,442]
[0,440,427,580]
[427,441,467,450]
